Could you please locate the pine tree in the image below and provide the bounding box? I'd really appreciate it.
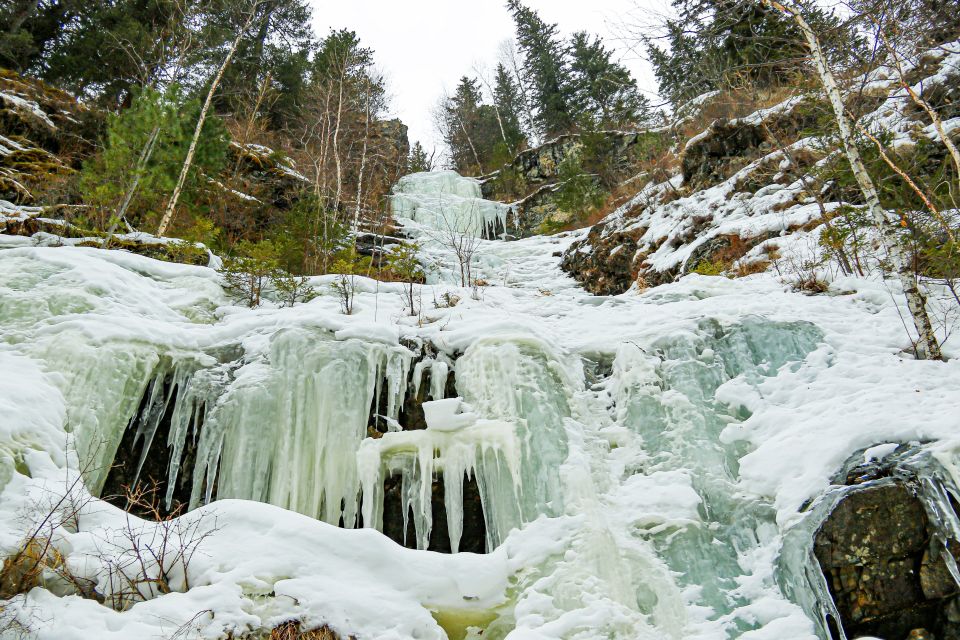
[80,86,228,232]
[568,32,653,130]
[408,142,433,173]
[505,0,573,138]
[214,0,315,124]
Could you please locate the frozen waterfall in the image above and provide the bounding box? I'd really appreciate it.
[3,171,960,640]
[391,170,511,238]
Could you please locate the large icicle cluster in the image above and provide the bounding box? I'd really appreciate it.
[358,412,522,553]
[195,328,412,526]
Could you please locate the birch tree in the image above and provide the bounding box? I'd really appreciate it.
[757,0,942,359]
[157,1,263,238]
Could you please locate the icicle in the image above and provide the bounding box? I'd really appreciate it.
[357,414,522,552]
[412,357,433,399]
[42,340,164,496]
[429,359,449,400]
[194,328,413,528]
[384,349,411,423]
[164,362,232,510]
[456,337,574,524]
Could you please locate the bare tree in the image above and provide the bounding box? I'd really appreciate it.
[93,483,217,611]
[415,192,484,288]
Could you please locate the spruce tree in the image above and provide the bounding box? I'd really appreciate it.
[214,0,315,124]
[408,142,433,174]
[568,32,653,130]
[492,63,526,153]
[505,0,573,138]
[647,0,862,108]
[443,76,502,174]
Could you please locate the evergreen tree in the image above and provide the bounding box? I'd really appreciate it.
[568,32,653,130]
[80,86,228,232]
[408,142,434,173]
[492,63,526,154]
[214,0,315,125]
[505,0,573,138]
[647,0,861,107]
[0,0,93,73]
[442,76,502,174]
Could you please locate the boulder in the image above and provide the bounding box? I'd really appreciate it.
[815,477,960,640]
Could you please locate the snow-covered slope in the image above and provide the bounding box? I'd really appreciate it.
[2,170,959,639]
[562,41,960,295]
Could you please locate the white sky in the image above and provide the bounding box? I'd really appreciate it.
[311,1,668,153]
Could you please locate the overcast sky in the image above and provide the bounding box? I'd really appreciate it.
[311,1,669,153]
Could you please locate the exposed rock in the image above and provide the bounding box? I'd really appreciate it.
[815,477,960,640]
[480,130,668,236]
[0,202,213,266]
[372,118,410,174]
[559,218,646,295]
[680,95,825,193]
[0,68,101,204]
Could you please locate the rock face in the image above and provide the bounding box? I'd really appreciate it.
[679,95,823,193]
[0,68,101,204]
[479,130,665,236]
[815,475,960,640]
[559,217,647,295]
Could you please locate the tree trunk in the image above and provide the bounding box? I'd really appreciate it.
[332,70,346,212]
[353,86,372,232]
[156,4,259,238]
[105,125,161,247]
[759,0,942,360]
[879,31,960,184]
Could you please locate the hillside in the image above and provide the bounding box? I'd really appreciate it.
[2,3,960,640]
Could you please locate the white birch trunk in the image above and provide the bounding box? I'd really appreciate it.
[156,6,259,238]
[759,0,942,359]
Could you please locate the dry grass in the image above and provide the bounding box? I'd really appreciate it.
[270,621,342,640]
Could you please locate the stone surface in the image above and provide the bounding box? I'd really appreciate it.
[479,130,666,237]
[815,479,960,640]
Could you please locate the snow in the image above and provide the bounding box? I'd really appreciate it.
[3,46,960,636]
[0,90,57,130]
[422,397,478,432]
[2,216,958,639]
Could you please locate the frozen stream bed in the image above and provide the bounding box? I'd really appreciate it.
[1,173,959,640]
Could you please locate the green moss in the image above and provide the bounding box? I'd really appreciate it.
[692,258,731,276]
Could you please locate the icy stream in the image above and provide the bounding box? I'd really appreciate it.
[1,171,960,639]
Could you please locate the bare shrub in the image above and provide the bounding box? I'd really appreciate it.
[92,482,217,611]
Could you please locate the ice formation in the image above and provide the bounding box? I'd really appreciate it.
[358,416,521,553]
[391,170,511,238]
[2,168,960,640]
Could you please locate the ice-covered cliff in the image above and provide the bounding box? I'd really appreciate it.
[1,168,959,639]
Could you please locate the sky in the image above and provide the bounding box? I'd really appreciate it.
[311,1,668,154]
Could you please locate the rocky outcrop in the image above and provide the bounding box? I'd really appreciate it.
[815,458,960,640]
[0,202,212,266]
[680,95,825,193]
[480,130,667,236]
[372,118,410,174]
[559,217,647,295]
[0,68,101,204]
[552,83,850,294]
